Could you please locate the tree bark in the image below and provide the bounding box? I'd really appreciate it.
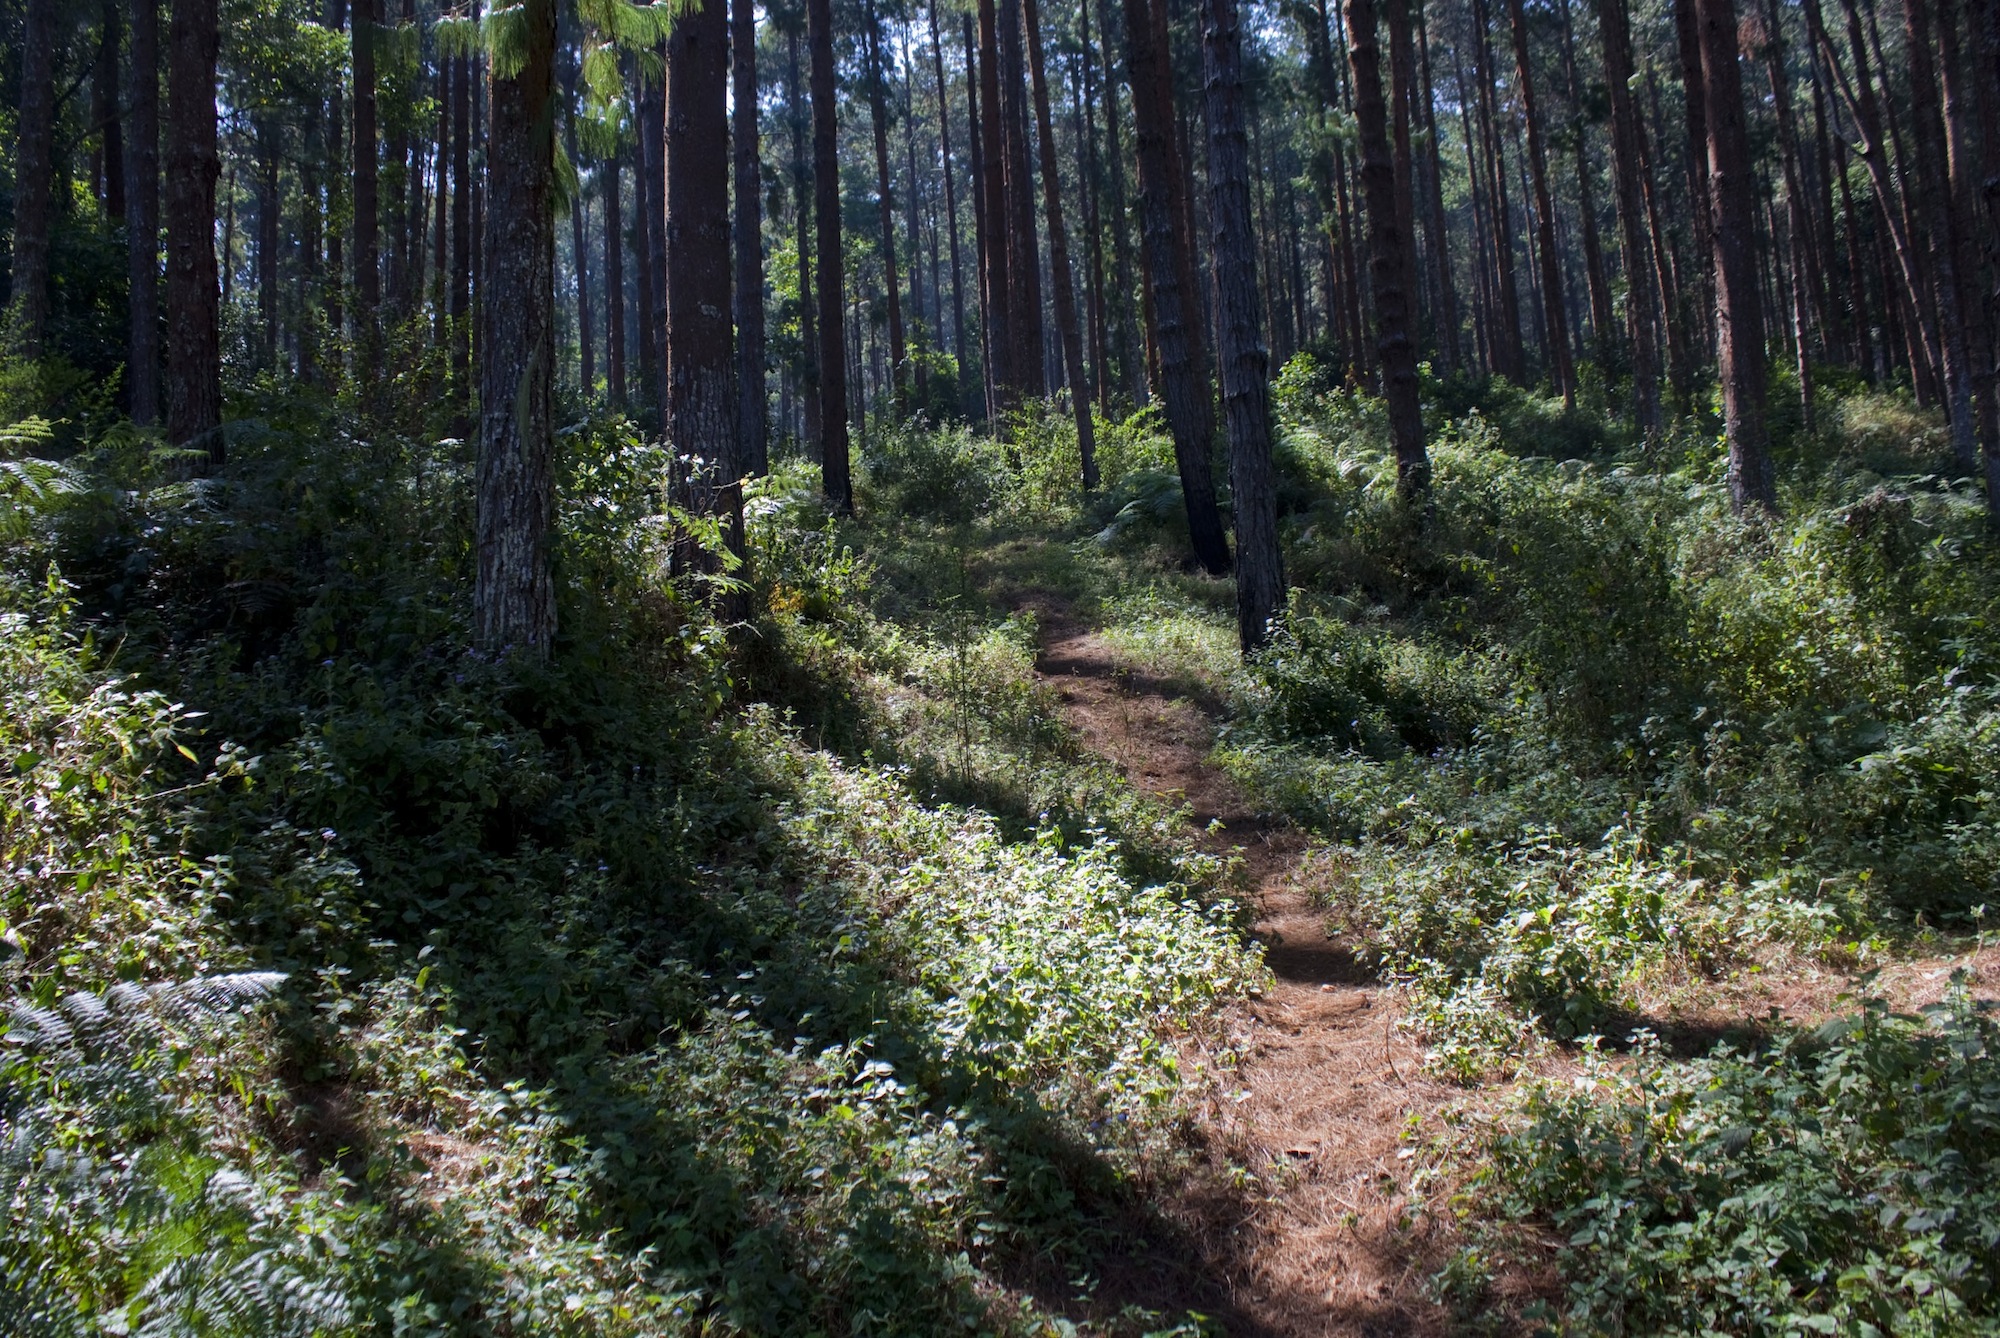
[1023,0,1098,485]
[476,0,559,654]
[1695,0,1775,510]
[96,0,128,222]
[352,0,381,372]
[1595,0,1661,432]
[1903,0,1978,472]
[789,27,820,451]
[1123,0,1230,572]
[863,0,909,403]
[1505,0,1573,403]
[451,43,473,421]
[1000,0,1045,399]
[733,0,768,474]
[257,121,281,370]
[809,0,853,510]
[1097,0,1144,405]
[12,0,57,355]
[564,96,595,397]
[1470,0,1524,381]
[928,0,974,417]
[1201,0,1283,650]
[164,0,222,458]
[1348,0,1429,497]
[976,0,1014,406]
[1415,0,1461,373]
[127,0,162,423]
[667,0,743,561]
[605,141,627,404]
[642,64,668,406]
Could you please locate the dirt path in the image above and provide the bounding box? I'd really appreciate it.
[1035,615,1468,1338]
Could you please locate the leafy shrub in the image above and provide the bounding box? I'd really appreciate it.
[1249,614,1496,756]
[1492,991,2000,1336]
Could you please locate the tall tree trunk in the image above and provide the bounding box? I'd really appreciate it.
[631,56,659,411]
[1023,0,1098,484]
[476,0,558,653]
[809,0,853,509]
[96,0,128,221]
[605,144,627,405]
[127,0,162,423]
[1673,0,1715,360]
[900,35,930,401]
[1000,0,1045,400]
[12,0,57,355]
[327,0,347,362]
[733,0,768,474]
[1937,0,1997,490]
[1969,0,2000,522]
[976,0,1014,406]
[1201,0,1282,649]
[1078,25,1111,409]
[1415,0,1461,372]
[789,27,820,451]
[642,65,668,406]
[1506,0,1574,403]
[352,0,381,373]
[1349,0,1429,497]
[928,0,974,417]
[1097,0,1143,405]
[863,0,909,403]
[667,0,743,559]
[1557,0,1614,365]
[164,0,221,458]
[1903,0,1977,472]
[431,64,450,351]
[1470,0,1524,381]
[451,45,472,420]
[258,121,281,370]
[564,95,595,396]
[1596,0,1660,433]
[1123,0,1230,572]
[1760,0,1817,429]
[1695,0,1775,510]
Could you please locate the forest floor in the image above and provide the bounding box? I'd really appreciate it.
[1021,598,1489,1337]
[1015,593,2000,1337]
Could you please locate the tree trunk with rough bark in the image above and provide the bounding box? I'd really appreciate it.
[809,0,853,510]
[1596,0,1661,433]
[127,0,162,423]
[164,0,222,458]
[1201,0,1283,650]
[475,0,558,654]
[1695,0,1775,511]
[733,0,768,474]
[1348,0,1429,497]
[1023,0,1097,485]
[12,0,57,355]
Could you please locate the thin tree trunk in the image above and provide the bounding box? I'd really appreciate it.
[164,0,221,458]
[1695,0,1775,510]
[1673,0,1715,359]
[258,122,281,369]
[643,65,668,406]
[1415,0,1460,372]
[127,0,162,423]
[12,0,57,354]
[1123,0,1230,572]
[1505,0,1574,403]
[564,102,595,396]
[1471,0,1524,380]
[790,27,820,452]
[605,142,627,405]
[864,0,909,403]
[476,0,558,653]
[631,56,658,412]
[1938,0,1997,488]
[1557,0,1614,365]
[353,0,381,373]
[431,63,450,351]
[734,0,768,473]
[1201,0,1283,649]
[977,0,1014,406]
[809,0,853,509]
[1596,0,1660,432]
[96,0,127,222]
[1350,0,1429,496]
[1023,0,1098,484]
[1098,0,1143,405]
[928,0,974,417]
[1903,0,1977,471]
[900,33,931,401]
[451,45,472,420]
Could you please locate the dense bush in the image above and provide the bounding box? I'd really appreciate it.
[1491,991,2000,1336]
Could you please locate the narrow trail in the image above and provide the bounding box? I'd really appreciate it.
[1032,610,1466,1338]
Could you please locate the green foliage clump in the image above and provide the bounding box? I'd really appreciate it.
[1491,992,2000,1337]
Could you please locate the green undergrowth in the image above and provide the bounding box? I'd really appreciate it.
[0,403,1261,1335]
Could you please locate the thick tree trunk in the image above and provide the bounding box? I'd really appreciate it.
[642,67,669,405]
[733,0,768,474]
[12,0,57,355]
[1595,0,1661,433]
[476,0,558,654]
[127,0,162,423]
[1903,0,1977,472]
[863,0,909,403]
[1201,0,1283,650]
[631,57,659,411]
[809,0,853,510]
[95,0,127,222]
[1023,0,1098,485]
[1348,0,1429,497]
[451,46,472,419]
[1695,0,1775,510]
[1000,0,1045,400]
[1123,0,1230,573]
[1937,0,1997,497]
[667,0,743,561]
[164,0,222,458]
[352,0,381,372]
